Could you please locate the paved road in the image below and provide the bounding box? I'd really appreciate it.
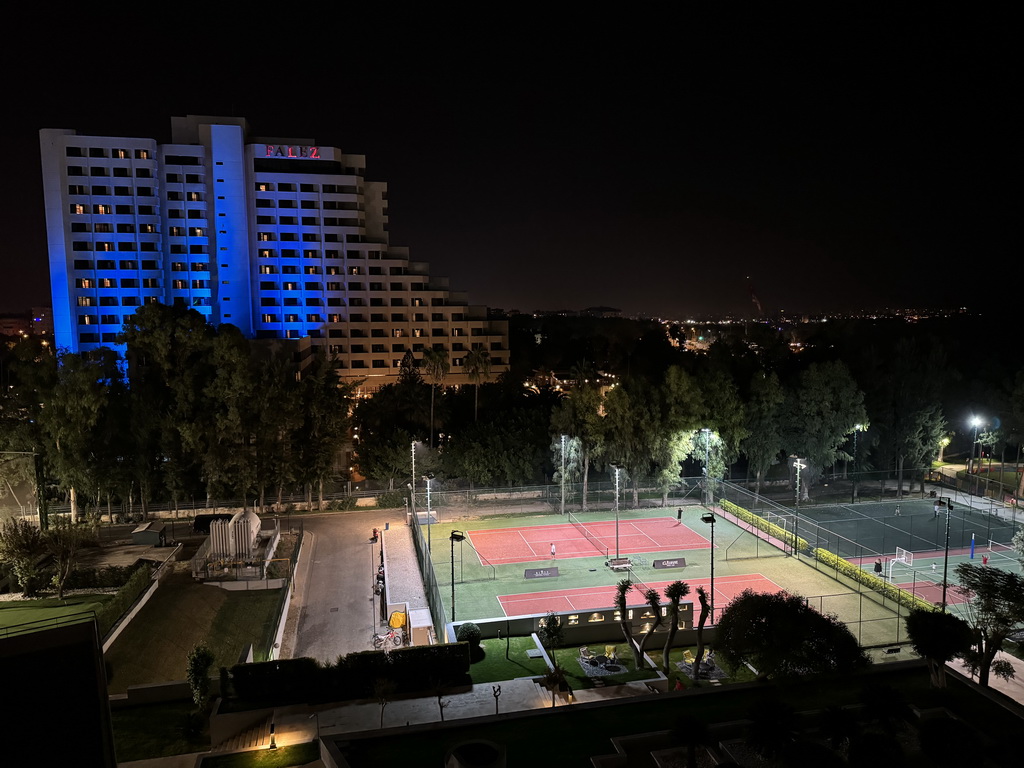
[288,509,407,663]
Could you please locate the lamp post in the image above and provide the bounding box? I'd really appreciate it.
[560,434,567,515]
[450,530,465,621]
[793,458,806,557]
[410,441,416,517]
[969,416,982,497]
[424,473,434,552]
[701,512,716,623]
[611,462,622,559]
[940,497,952,611]
[851,424,863,503]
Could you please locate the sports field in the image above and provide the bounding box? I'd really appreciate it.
[417,505,907,647]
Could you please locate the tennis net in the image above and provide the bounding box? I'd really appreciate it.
[567,511,609,558]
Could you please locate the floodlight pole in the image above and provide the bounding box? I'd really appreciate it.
[424,473,434,552]
[793,459,806,557]
[450,531,464,621]
[410,441,416,516]
[941,502,952,611]
[702,512,716,623]
[560,434,567,515]
[612,464,621,559]
[701,428,712,508]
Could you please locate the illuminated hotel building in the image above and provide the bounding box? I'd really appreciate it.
[39,116,508,387]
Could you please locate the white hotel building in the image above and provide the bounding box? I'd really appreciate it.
[39,115,508,387]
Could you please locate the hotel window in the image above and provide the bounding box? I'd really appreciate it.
[283,282,298,291]
[258,249,275,259]
[302,216,319,226]
[300,200,318,209]
[93,204,112,215]
[117,242,135,252]
[142,278,159,288]
[192,280,208,289]
[189,245,206,254]
[278,183,295,192]
[190,262,209,271]
[66,147,84,157]
[172,280,186,289]
[186,209,205,219]
[328,314,343,323]
[305,281,322,291]
[257,232,274,241]
[143,296,159,305]
[76,297,95,307]
[304,266,321,275]
[285,314,299,323]
[185,174,202,184]
[134,149,150,159]
[116,223,135,234]
[260,298,278,306]
[68,184,87,195]
[303,249,319,259]
[188,227,205,237]
[257,215,275,225]
[259,265,276,274]
[255,199,274,208]
[139,224,156,234]
[169,226,184,237]
[282,265,298,274]
[170,262,186,271]
[76,278,95,288]
[113,167,130,177]
[141,260,158,270]
[99,296,118,306]
[78,315,97,325]
[326,281,342,291]
[100,315,119,325]
[259,281,278,290]
[138,205,155,215]
[168,209,183,219]
[72,242,91,251]
[306,297,322,306]
[119,260,138,270]
[115,204,134,215]
[123,297,139,306]
[68,166,85,176]
[255,182,273,192]
[280,216,298,225]
[307,314,322,323]
[261,314,278,323]
[278,199,296,209]
[98,278,115,287]
[113,186,132,196]
[90,167,107,176]
[70,204,86,215]
[112,148,128,159]
[73,259,93,269]
[91,186,110,195]
[280,233,297,242]
[286,330,300,339]
[302,233,320,242]
[186,192,203,202]
[71,223,90,233]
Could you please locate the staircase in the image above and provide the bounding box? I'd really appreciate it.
[212,714,273,753]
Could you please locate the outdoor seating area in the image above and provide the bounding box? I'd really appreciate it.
[578,644,625,676]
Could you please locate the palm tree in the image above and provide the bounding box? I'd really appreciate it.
[614,579,644,669]
[662,580,691,674]
[421,348,450,448]
[463,347,491,421]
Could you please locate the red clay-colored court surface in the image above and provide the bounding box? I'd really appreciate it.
[896,581,968,606]
[467,518,710,565]
[497,573,783,617]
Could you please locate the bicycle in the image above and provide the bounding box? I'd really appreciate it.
[372,627,402,649]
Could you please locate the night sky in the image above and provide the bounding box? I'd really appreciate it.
[1,9,1013,318]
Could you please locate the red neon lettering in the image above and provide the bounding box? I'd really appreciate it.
[265,145,274,156]
[310,147,319,158]
[287,146,297,157]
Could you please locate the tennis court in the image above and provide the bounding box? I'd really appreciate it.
[497,573,781,616]
[467,516,709,564]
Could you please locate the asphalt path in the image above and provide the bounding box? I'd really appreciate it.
[289,508,406,663]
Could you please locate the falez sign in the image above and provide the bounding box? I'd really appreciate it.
[265,145,320,158]
[653,558,686,569]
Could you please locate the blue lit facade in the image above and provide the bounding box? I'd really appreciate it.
[40,116,508,387]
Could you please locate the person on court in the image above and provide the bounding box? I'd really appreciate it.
[551,542,556,558]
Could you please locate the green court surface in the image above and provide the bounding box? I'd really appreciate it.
[417,505,907,648]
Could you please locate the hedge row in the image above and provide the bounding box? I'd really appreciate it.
[96,564,153,638]
[720,500,935,614]
[64,563,142,591]
[230,642,471,706]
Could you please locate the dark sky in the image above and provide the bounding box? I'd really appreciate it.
[1,8,1013,318]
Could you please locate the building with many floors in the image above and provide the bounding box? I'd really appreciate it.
[39,116,507,387]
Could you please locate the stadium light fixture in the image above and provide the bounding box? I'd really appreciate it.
[610,462,622,559]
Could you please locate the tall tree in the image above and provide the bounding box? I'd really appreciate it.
[661,580,691,675]
[741,371,785,496]
[463,347,491,422]
[614,579,644,669]
[0,518,45,596]
[904,608,973,688]
[954,563,1024,687]
[715,589,868,680]
[550,376,605,510]
[421,348,450,448]
[44,517,88,599]
[782,361,868,496]
[294,350,354,510]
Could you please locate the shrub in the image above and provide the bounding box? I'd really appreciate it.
[376,491,407,509]
[186,643,215,706]
[96,564,153,638]
[456,622,481,646]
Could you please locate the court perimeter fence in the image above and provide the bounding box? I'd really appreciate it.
[407,478,954,647]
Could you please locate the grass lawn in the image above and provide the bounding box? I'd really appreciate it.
[198,742,319,768]
[111,701,209,762]
[0,592,114,632]
[468,636,549,683]
[646,646,757,686]
[106,568,283,693]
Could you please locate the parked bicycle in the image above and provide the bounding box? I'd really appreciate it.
[372,627,402,649]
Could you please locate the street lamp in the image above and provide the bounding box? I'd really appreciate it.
[701,512,716,623]
[969,416,983,496]
[410,441,417,518]
[851,424,864,503]
[450,530,465,620]
[611,462,622,559]
[793,458,806,557]
[423,473,434,552]
[560,434,568,515]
